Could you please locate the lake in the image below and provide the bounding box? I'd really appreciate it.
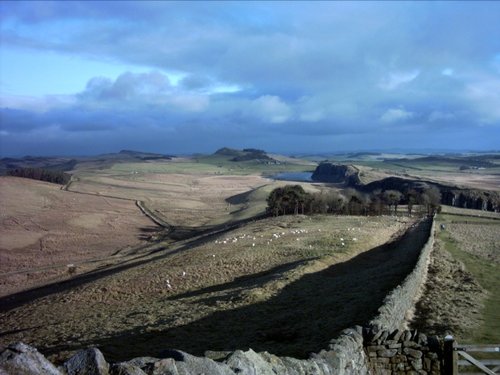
[271,171,314,182]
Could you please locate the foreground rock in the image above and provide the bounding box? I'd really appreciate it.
[63,348,110,375]
[0,326,444,374]
[0,342,62,375]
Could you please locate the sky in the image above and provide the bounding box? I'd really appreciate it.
[1,1,500,157]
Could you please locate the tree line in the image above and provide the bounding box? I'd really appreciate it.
[7,168,71,185]
[267,185,441,217]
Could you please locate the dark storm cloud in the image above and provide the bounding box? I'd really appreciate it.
[1,1,500,155]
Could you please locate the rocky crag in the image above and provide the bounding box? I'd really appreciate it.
[311,163,500,212]
[311,163,361,185]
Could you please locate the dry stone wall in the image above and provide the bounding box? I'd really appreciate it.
[0,219,442,375]
[0,329,442,375]
[370,219,435,332]
[364,328,442,374]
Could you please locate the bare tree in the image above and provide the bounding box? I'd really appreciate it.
[383,190,403,215]
[420,186,442,216]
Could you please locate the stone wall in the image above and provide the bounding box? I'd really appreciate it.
[364,328,442,374]
[0,328,442,375]
[0,219,442,375]
[369,218,435,332]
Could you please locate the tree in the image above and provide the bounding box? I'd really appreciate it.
[309,192,329,214]
[7,167,71,185]
[345,189,368,215]
[267,187,285,216]
[368,190,385,215]
[267,185,309,216]
[383,190,403,215]
[325,190,346,214]
[405,189,419,217]
[420,186,442,216]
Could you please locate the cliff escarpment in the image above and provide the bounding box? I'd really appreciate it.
[311,163,361,185]
[311,163,500,212]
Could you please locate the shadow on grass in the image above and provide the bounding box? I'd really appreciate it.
[0,215,268,314]
[167,259,310,302]
[43,220,432,362]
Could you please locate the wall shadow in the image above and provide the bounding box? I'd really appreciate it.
[42,220,432,362]
[0,214,267,313]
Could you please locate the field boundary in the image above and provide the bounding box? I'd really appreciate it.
[1,217,445,374]
[135,200,171,228]
[369,217,435,331]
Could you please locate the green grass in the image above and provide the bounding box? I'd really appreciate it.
[438,213,500,224]
[109,161,224,174]
[436,215,500,343]
[195,154,314,174]
[305,236,349,255]
[354,157,500,178]
[108,158,314,176]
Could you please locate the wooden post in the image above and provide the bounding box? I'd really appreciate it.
[443,335,458,375]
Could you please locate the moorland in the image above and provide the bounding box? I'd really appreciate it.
[0,147,498,363]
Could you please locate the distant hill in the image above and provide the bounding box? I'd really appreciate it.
[118,150,174,160]
[213,147,279,163]
[0,150,175,175]
[384,155,498,168]
[347,152,382,158]
[0,156,78,175]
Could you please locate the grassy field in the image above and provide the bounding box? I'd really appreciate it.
[67,155,322,229]
[107,155,315,176]
[435,210,500,343]
[0,176,156,296]
[0,214,419,362]
[2,150,499,365]
[420,209,500,343]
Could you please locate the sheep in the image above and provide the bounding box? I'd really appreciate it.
[67,264,77,275]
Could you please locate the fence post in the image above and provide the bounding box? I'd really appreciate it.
[443,335,458,375]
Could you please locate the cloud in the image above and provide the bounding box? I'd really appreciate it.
[429,110,455,122]
[465,77,500,123]
[1,2,500,155]
[76,71,210,112]
[249,95,292,124]
[80,71,170,101]
[0,108,40,133]
[380,108,414,123]
[379,70,420,90]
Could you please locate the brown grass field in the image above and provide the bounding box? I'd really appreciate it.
[1,154,499,365]
[69,167,274,227]
[411,206,500,344]
[0,214,421,363]
[0,176,156,296]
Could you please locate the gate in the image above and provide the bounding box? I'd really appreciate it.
[444,336,500,374]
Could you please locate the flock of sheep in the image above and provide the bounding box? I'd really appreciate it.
[213,227,360,249]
